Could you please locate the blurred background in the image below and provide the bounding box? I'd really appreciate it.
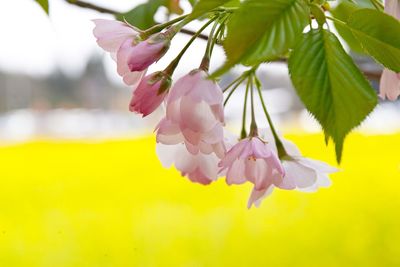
[0,0,399,266]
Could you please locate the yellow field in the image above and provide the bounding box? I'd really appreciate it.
[0,133,399,267]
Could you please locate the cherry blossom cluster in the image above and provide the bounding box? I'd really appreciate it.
[92,16,338,208]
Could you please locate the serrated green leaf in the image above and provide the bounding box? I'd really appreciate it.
[116,0,163,30]
[347,9,400,72]
[214,0,309,76]
[331,1,365,54]
[288,29,377,162]
[35,0,49,14]
[189,0,239,18]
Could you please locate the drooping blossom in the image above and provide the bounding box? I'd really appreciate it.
[125,34,170,72]
[379,0,400,101]
[156,70,225,158]
[92,19,138,55]
[92,19,145,87]
[247,129,338,208]
[218,136,285,208]
[129,72,171,117]
[156,143,220,185]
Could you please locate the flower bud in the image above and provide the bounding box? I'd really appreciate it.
[129,72,171,117]
[127,33,171,72]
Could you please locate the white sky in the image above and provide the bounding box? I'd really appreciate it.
[0,0,226,85]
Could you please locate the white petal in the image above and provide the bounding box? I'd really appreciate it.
[156,143,178,168]
[299,158,339,174]
[283,160,317,188]
[247,185,275,208]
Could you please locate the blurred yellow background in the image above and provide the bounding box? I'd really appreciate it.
[0,133,399,267]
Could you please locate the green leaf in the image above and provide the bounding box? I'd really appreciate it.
[190,0,239,18]
[215,0,309,76]
[116,0,163,30]
[35,0,49,14]
[347,9,400,72]
[331,1,365,54]
[288,29,377,162]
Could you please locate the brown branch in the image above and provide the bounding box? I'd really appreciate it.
[64,0,209,40]
[180,28,209,41]
[65,0,118,14]
[65,0,382,80]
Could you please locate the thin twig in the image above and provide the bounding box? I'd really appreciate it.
[65,0,117,14]
[180,28,209,41]
[65,0,382,80]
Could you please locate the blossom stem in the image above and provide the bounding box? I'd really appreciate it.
[223,75,245,93]
[163,17,217,76]
[200,19,220,71]
[142,14,189,37]
[255,77,288,158]
[209,14,230,56]
[240,78,251,139]
[369,0,383,10]
[325,16,346,26]
[249,75,258,137]
[223,77,246,106]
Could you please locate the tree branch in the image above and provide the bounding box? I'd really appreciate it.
[64,0,382,80]
[65,0,117,14]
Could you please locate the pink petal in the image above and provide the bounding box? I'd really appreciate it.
[219,139,248,168]
[244,158,272,190]
[384,0,400,19]
[129,73,167,117]
[179,97,219,132]
[123,70,146,87]
[247,185,274,208]
[186,71,223,105]
[226,160,246,185]
[156,118,183,145]
[281,160,317,189]
[379,69,400,101]
[127,38,169,72]
[93,19,137,53]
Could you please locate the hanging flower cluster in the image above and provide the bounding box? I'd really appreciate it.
[92,10,339,208]
[90,0,400,207]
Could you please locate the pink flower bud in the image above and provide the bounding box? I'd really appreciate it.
[129,72,170,117]
[93,19,145,87]
[127,34,170,72]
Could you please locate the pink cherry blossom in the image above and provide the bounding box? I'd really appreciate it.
[156,143,220,185]
[115,38,146,86]
[218,137,285,208]
[379,0,400,101]
[126,34,170,72]
[129,72,170,117]
[379,69,400,101]
[156,70,225,158]
[92,19,138,54]
[247,129,338,208]
[93,19,145,87]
